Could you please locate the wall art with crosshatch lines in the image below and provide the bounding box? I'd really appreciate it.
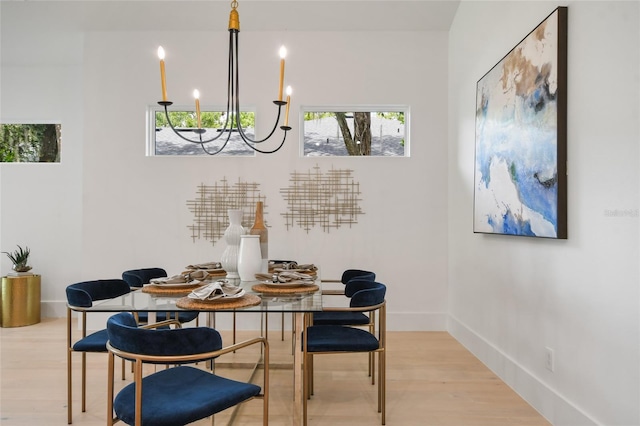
[186,178,267,245]
[280,165,364,233]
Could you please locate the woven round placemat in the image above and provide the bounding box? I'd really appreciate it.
[176,293,262,310]
[251,283,319,295]
[142,284,203,296]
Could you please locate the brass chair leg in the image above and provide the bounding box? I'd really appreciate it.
[291,312,295,355]
[107,352,115,426]
[67,309,72,424]
[81,352,86,412]
[309,355,314,396]
[81,311,88,414]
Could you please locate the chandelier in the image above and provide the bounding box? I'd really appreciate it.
[156,0,292,155]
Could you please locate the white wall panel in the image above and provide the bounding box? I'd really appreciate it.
[448,2,639,425]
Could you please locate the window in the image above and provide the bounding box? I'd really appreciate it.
[0,123,61,163]
[148,106,256,156]
[302,106,409,157]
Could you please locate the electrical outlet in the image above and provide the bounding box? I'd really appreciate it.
[545,347,555,372]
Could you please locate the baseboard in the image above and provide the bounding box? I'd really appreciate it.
[448,314,599,426]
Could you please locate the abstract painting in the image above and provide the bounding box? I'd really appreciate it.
[474,7,567,239]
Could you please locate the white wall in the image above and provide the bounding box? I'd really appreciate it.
[448,1,639,425]
[0,28,85,317]
[6,1,637,424]
[1,4,450,330]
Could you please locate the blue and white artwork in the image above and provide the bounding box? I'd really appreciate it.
[474,8,567,239]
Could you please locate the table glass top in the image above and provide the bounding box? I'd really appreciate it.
[72,279,324,313]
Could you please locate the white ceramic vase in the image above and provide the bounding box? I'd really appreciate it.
[237,235,262,281]
[221,209,245,279]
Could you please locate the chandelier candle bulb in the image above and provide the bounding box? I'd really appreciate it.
[278,46,287,101]
[158,46,167,102]
[284,86,292,126]
[193,89,202,128]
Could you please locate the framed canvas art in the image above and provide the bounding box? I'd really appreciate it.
[474,7,567,239]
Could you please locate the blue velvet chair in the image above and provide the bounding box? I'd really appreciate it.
[106,312,269,426]
[314,269,377,380]
[314,269,376,326]
[65,279,132,424]
[121,268,199,325]
[303,280,387,425]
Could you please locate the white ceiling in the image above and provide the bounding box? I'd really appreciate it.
[0,1,461,32]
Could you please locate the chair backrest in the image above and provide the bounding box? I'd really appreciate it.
[347,281,386,308]
[107,312,222,357]
[66,279,131,308]
[341,269,376,285]
[121,268,167,288]
[343,273,377,298]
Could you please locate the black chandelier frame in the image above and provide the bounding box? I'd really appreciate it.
[158,5,290,155]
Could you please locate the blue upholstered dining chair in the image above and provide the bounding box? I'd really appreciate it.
[65,279,132,424]
[314,269,377,381]
[106,312,269,426]
[303,280,387,426]
[314,269,376,326]
[121,268,199,325]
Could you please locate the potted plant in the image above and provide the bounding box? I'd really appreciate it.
[2,245,32,274]
[1,245,40,327]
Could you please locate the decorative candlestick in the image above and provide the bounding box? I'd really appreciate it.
[278,46,287,101]
[158,46,168,102]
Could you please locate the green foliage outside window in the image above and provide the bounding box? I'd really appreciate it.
[0,124,61,163]
[155,111,255,129]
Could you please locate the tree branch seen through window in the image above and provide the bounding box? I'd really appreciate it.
[0,124,61,163]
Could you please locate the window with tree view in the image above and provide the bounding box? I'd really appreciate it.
[0,124,61,163]
[151,108,256,156]
[302,108,408,157]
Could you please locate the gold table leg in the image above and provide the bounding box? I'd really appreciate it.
[292,312,303,425]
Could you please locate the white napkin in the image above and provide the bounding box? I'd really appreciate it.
[150,274,189,285]
[188,280,245,300]
[267,271,314,285]
[185,262,222,270]
[277,271,315,283]
[295,264,317,272]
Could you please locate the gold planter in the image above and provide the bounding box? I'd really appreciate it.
[1,274,41,327]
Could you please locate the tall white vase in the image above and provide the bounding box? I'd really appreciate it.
[237,235,262,281]
[221,209,244,279]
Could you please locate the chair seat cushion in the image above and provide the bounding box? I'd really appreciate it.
[114,366,261,426]
[72,329,108,352]
[313,311,370,326]
[305,325,379,353]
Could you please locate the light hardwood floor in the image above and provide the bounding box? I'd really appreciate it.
[1,317,551,425]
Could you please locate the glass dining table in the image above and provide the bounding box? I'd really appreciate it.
[68,277,324,426]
